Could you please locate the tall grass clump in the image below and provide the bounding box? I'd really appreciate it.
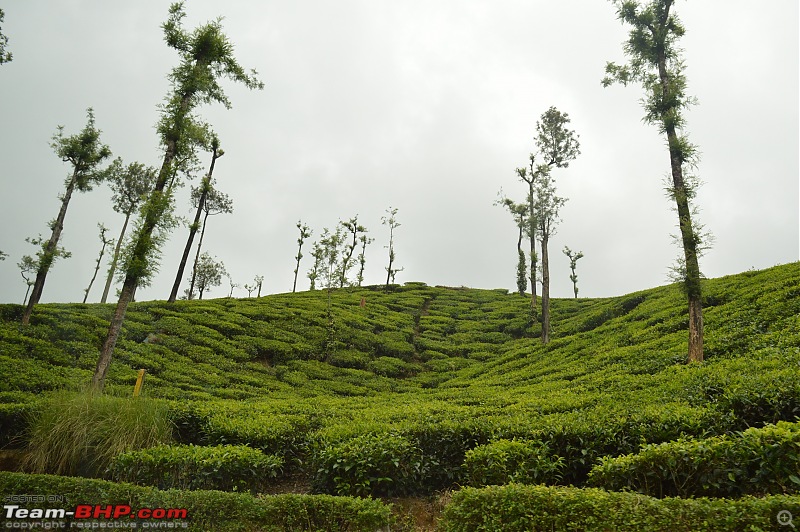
[23,390,173,477]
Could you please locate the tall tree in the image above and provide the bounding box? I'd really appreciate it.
[101,159,157,303]
[0,8,12,65]
[562,246,584,299]
[338,216,367,288]
[22,109,112,324]
[254,275,264,297]
[292,221,311,292]
[496,195,529,296]
[93,1,263,391]
[355,233,373,287]
[168,136,223,302]
[603,0,706,362]
[532,108,580,344]
[516,107,580,336]
[83,224,114,303]
[187,184,233,299]
[534,169,567,345]
[308,240,323,291]
[381,207,402,288]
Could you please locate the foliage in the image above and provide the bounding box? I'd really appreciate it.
[23,390,173,477]
[0,471,394,532]
[588,421,800,498]
[441,483,800,532]
[0,8,11,64]
[463,439,565,487]
[110,443,283,492]
[192,252,226,299]
[2,263,799,500]
[312,432,431,497]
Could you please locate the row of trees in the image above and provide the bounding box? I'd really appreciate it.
[497,106,581,345]
[495,0,707,361]
[301,207,402,293]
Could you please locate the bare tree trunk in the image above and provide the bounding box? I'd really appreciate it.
[92,279,135,390]
[526,180,538,323]
[22,172,77,324]
[101,211,131,304]
[83,229,111,304]
[169,148,219,303]
[293,240,304,293]
[540,230,550,344]
[188,211,209,300]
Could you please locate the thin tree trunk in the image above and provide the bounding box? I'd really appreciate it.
[22,172,77,324]
[101,211,131,304]
[656,3,703,363]
[293,239,304,293]
[169,148,219,303]
[540,229,550,344]
[188,211,209,300]
[83,231,111,304]
[93,279,135,390]
[526,180,538,323]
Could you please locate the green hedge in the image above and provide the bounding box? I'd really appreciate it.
[441,483,800,532]
[0,471,393,531]
[588,421,800,498]
[312,432,431,497]
[109,444,283,493]
[462,439,564,487]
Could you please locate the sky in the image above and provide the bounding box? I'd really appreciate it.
[0,0,797,305]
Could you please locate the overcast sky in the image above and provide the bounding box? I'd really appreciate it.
[0,1,797,305]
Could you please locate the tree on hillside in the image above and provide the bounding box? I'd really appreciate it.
[254,274,264,297]
[562,246,584,299]
[187,184,233,300]
[93,1,263,391]
[603,0,707,362]
[83,224,114,303]
[0,8,12,65]
[17,255,38,305]
[22,109,112,325]
[101,159,157,303]
[496,195,529,296]
[382,207,403,289]
[226,273,238,298]
[516,107,580,339]
[194,252,226,300]
[355,233,374,287]
[168,136,223,303]
[338,216,367,288]
[308,240,323,291]
[292,221,312,292]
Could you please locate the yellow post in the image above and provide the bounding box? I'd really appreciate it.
[133,369,146,397]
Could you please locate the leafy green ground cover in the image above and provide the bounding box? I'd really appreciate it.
[1,263,798,529]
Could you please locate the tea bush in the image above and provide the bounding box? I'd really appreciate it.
[441,483,800,532]
[0,471,394,531]
[588,421,800,497]
[463,439,564,486]
[109,444,283,492]
[312,432,431,497]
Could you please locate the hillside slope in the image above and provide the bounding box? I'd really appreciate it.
[1,263,798,506]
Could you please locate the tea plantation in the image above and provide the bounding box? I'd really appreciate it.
[1,263,798,530]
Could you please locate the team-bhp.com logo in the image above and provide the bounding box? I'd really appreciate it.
[3,504,188,529]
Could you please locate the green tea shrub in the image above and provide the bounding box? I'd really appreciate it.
[23,391,173,477]
[368,356,419,378]
[109,444,282,492]
[312,432,430,497]
[440,483,800,532]
[328,349,371,370]
[463,439,564,487]
[588,421,800,498]
[0,471,394,532]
